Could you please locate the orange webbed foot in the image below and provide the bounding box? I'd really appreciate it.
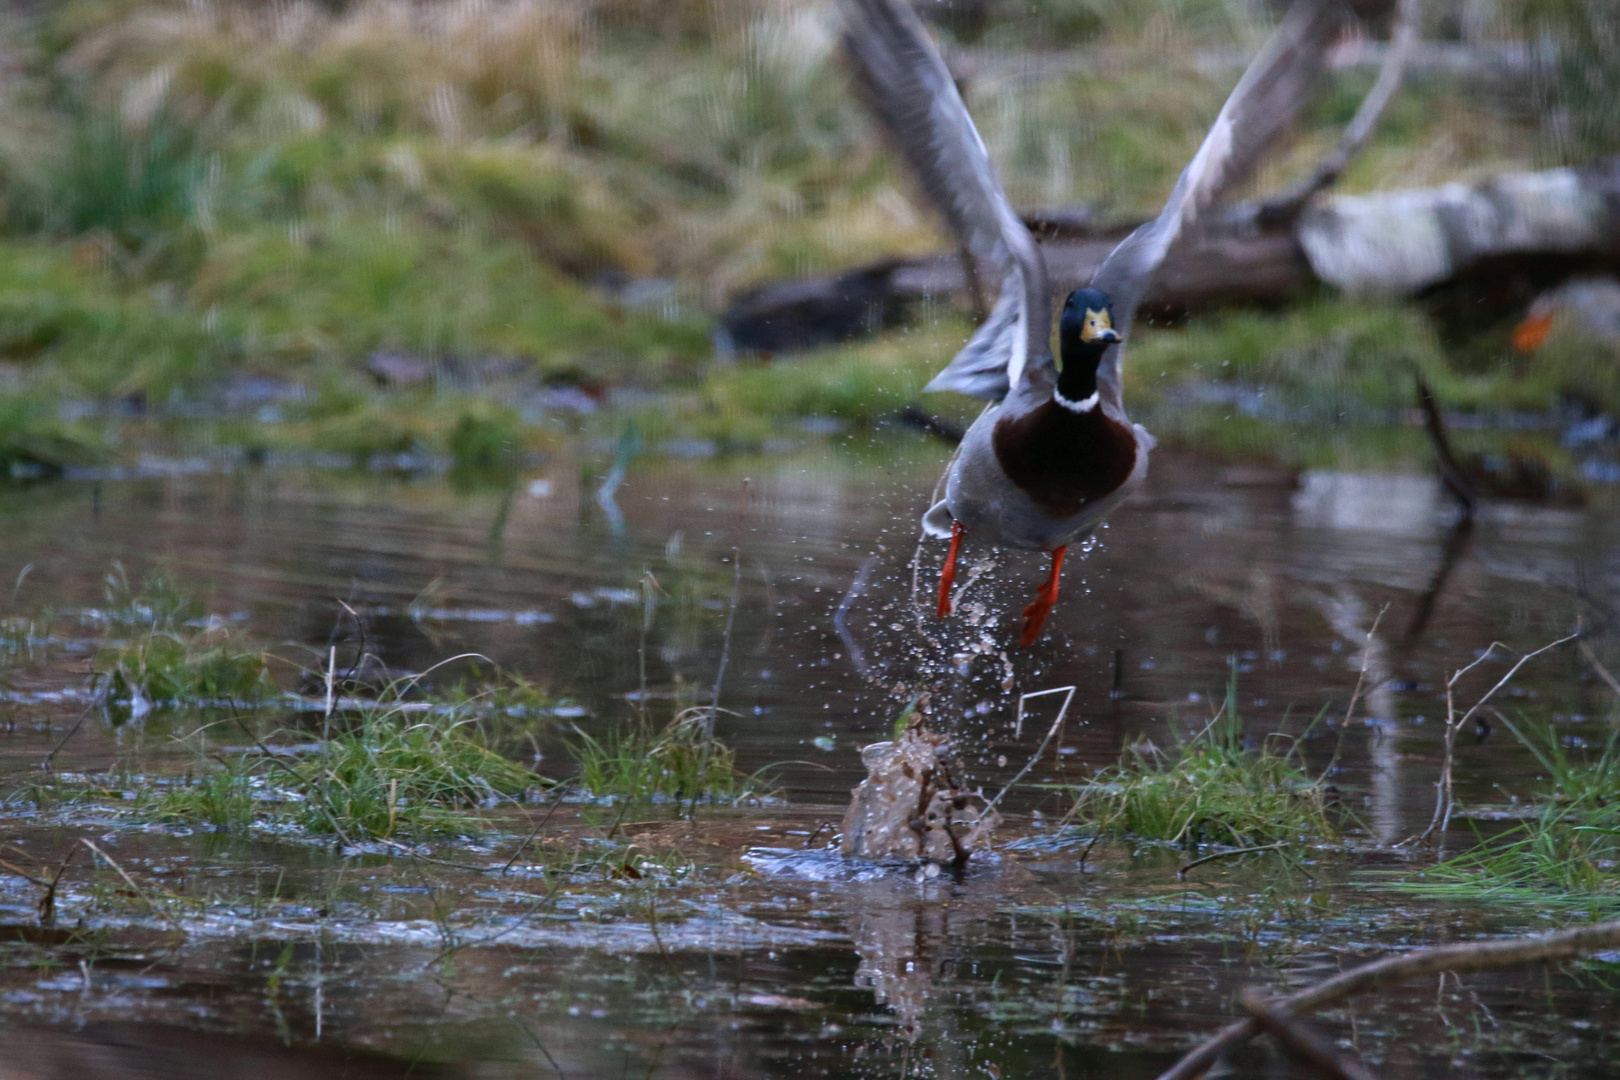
[1019,545,1067,646]
[936,520,964,618]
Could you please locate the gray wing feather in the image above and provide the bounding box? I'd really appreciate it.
[842,0,1048,400]
[921,270,1022,397]
[1092,0,1348,412]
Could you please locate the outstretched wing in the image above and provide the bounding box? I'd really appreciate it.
[841,0,1049,400]
[1091,0,1348,413]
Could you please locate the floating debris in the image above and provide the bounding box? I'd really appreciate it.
[840,725,996,865]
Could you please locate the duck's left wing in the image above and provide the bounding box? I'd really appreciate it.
[841,0,1048,401]
[1091,0,1348,412]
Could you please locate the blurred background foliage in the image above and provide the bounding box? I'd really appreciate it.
[0,0,1611,467]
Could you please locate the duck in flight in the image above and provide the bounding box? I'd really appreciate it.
[840,0,1346,645]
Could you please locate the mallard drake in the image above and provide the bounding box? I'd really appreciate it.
[841,0,1345,645]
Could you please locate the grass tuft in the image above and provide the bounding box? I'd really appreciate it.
[1068,672,1337,849]
[572,708,754,805]
[156,760,259,831]
[92,569,273,708]
[1410,719,1620,910]
[293,705,545,839]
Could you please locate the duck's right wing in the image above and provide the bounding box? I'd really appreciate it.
[1090,0,1349,413]
[841,0,1049,401]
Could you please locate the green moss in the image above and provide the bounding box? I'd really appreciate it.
[0,395,103,477]
[1127,301,1454,413]
[96,631,274,707]
[1524,322,1620,414]
[191,219,700,373]
[0,242,225,397]
[447,406,523,480]
[690,324,979,440]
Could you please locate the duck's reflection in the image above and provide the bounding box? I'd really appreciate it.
[844,872,1000,1077]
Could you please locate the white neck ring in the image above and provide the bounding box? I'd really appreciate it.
[1053,388,1100,413]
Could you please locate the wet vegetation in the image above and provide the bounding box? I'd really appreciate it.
[1413,719,1620,911]
[571,709,760,805]
[1,0,1620,1075]
[1069,679,1338,849]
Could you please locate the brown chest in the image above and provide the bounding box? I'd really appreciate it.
[991,402,1138,520]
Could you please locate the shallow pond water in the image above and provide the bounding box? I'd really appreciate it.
[1,437,1617,1078]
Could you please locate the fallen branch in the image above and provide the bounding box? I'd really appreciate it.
[1159,917,1620,1080]
[1240,987,1379,1080]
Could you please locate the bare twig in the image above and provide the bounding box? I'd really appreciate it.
[1320,605,1387,781]
[0,845,64,926]
[40,703,95,771]
[0,857,47,888]
[980,686,1076,821]
[1578,638,1620,700]
[37,842,80,927]
[1158,917,1620,1080]
[1419,633,1578,843]
[1240,987,1380,1080]
[499,783,572,875]
[1415,375,1477,515]
[1256,0,1421,227]
[520,1023,569,1079]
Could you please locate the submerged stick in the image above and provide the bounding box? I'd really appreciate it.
[1177,841,1289,879]
[1578,638,1620,700]
[81,838,185,935]
[1157,917,1620,1080]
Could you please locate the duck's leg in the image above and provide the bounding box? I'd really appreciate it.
[936,520,965,618]
[1019,545,1067,646]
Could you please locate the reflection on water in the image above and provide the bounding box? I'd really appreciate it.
[1,440,1618,1076]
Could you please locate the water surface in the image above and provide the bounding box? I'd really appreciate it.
[1,439,1616,1077]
